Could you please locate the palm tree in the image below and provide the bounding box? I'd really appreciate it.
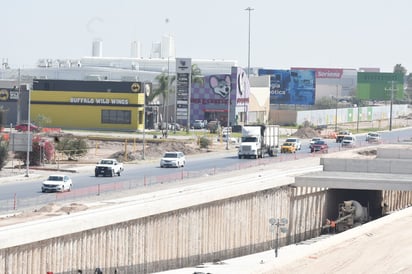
[149,72,176,131]
[147,72,175,104]
[191,63,204,86]
[150,63,204,132]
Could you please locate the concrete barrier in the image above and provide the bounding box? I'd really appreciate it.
[321,158,412,174]
[377,146,412,159]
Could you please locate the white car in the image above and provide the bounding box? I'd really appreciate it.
[341,136,357,147]
[160,151,186,168]
[41,174,73,193]
[366,132,381,143]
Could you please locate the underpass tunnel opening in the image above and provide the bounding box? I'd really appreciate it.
[324,189,383,222]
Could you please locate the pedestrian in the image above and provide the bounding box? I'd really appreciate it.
[330,220,336,233]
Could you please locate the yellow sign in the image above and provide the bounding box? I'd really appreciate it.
[0,89,9,101]
[131,83,141,93]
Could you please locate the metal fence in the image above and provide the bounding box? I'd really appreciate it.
[1,133,410,214]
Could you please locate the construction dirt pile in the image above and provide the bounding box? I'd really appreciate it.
[292,126,322,139]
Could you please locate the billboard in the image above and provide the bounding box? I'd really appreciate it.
[190,67,249,126]
[291,67,343,79]
[258,69,316,105]
[357,72,404,100]
[175,58,192,125]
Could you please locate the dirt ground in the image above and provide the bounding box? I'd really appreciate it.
[78,138,205,164]
[1,116,411,227]
[0,136,227,226]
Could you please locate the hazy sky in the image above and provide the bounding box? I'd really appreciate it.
[2,0,412,73]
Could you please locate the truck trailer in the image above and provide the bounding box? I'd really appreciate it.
[238,125,280,159]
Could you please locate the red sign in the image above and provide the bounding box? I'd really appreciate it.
[291,67,343,79]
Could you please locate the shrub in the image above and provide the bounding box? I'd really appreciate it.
[199,136,211,149]
[0,139,9,170]
[55,137,88,160]
[14,135,55,166]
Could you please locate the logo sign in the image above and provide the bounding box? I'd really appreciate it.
[176,58,191,74]
[131,82,141,93]
[292,67,343,79]
[0,89,9,101]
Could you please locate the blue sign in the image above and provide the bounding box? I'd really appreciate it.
[258,69,316,105]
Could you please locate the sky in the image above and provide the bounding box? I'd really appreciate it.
[2,0,412,73]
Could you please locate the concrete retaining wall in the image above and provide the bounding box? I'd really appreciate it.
[1,185,411,273]
[383,190,412,213]
[0,186,327,274]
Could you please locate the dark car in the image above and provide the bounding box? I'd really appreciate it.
[15,123,39,132]
[311,140,329,153]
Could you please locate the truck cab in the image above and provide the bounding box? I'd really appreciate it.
[238,125,279,159]
[336,131,351,143]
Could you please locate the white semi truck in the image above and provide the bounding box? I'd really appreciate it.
[238,125,280,159]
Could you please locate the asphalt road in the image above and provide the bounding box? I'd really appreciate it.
[1,127,411,214]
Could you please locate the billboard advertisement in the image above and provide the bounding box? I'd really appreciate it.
[190,67,249,126]
[291,67,343,79]
[175,58,192,126]
[258,69,316,105]
[357,72,404,100]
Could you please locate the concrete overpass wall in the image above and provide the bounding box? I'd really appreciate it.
[377,147,412,159]
[320,158,412,174]
[0,186,327,274]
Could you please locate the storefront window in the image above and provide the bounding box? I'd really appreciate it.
[102,110,131,124]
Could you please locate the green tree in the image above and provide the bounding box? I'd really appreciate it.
[393,64,407,75]
[55,137,88,160]
[314,96,336,109]
[147,72,175,104]
[0,137,9,170]
[191,63,204,85]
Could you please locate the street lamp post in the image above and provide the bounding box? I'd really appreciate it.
[385,81,396,131]
[25,88,31,177]
[226,93,230,150]
[389,81,395,131]
[269,218,288,258]
[142,104,146,160]
[245,7,254,125]
[334,85,339,132]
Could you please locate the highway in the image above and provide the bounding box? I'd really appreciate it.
[0,128,410,213]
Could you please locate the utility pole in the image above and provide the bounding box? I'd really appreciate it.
[334,85,339,132]
[385,81,396,131]
[226,93,230,150]
[17,68,21,124]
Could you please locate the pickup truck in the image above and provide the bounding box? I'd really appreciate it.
[95,158,124,177]
[336,131,351,143]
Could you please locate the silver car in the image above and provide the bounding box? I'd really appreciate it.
[366,132,381,143]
